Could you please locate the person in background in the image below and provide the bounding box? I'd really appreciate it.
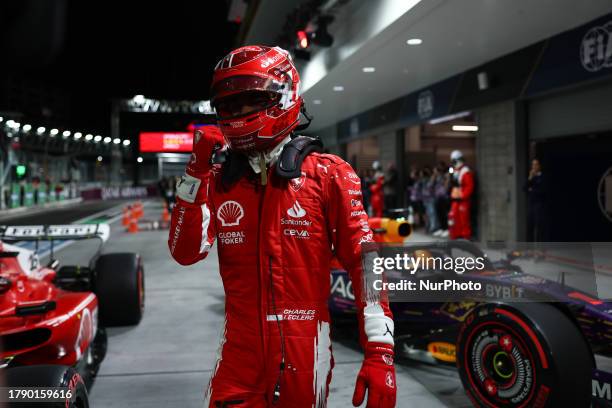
[422,167,439,234]
[158,177,169,207]
[409,168,425,227]
[433,162,451,237]
[383,163,398,210]
[526,158,545,241]
[448,150,474,239]
[360,169,372,216]
[370,162,385,217]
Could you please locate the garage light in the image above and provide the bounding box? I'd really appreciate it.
[113,138,121,144]
[97,156,103,162]
[333,85,344,91]
[123,140,131,146]
[406,38,422,45]
[74,133,83,140]
[297,30,309,49]
[312,99,322,105]
[103,137,112,144]
[37,126,46,134]
[50,128,59,136]
[22,124,32,132]
[62,130,71,137]
[362,67,376,73]
[137,156,143,163]
[85,134,93,141]
[94,135,102,142]
[452,125,478,132]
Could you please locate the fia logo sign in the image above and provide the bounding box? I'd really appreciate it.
[417,90,434,119]
[580,21,612,72]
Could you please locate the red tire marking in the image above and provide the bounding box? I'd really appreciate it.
[495,308,548,369]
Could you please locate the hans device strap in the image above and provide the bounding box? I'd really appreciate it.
[275,135,323,179]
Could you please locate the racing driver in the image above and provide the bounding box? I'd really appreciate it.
[168,45,396,408]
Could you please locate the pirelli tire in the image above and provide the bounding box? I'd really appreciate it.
[5,365,89,408]
[456,302,593,408]
[94,253,144,326]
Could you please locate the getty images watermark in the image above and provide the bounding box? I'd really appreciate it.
[371,253,486,292]
[359,241,602,303]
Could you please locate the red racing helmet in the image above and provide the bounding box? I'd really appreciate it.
[210,45,303,152]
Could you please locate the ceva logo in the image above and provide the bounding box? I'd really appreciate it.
[580,21,612,72]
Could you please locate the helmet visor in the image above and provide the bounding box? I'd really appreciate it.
[213,90,281,120]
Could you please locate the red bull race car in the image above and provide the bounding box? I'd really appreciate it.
[0,224,144,407]
[330,217,612,408]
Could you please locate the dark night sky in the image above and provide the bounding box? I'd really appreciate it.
[1,0,240,134]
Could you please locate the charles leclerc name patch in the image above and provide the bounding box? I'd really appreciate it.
[177,174,202,203]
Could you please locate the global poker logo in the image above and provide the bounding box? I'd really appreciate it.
[580,21,612,72]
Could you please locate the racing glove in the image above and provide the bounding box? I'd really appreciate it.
[352,342,396,408]
[177,128,225,205]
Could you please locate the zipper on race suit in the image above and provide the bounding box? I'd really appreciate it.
[256,166,269,385]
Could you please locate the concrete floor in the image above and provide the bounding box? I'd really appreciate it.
[39,201,455,408]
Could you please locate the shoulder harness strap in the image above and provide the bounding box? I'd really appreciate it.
[275,135,323,179]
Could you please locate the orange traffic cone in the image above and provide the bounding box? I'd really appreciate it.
[161,203,170,223]
[122,206,131,226]
[127,217,139,234]
[135,202,144,218]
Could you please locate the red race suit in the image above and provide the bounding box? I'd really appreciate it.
[169,151,394,408]
[448,164,474,239]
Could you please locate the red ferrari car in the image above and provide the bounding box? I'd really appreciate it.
[0,224,144,408]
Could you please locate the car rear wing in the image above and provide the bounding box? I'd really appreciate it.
[0,224,110,243]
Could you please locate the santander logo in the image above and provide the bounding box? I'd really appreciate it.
[217,200,245,227]
[287,200,306,218]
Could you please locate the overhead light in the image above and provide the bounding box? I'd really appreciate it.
[97,156,103,162]
[103,137,112,144]
[94,135,102,142]
[113,138,121,144]
[362,67,376,73]
[428,111,471,125]
[312,99,322,105]
[297,30,309,49]
[333,85,344,92]
[36,126,46,134]
[406,38,423,45]
[62,130,71,137]
[85,134,93,141]
[74,133,83,140]
[5,120,16,128]
[452,125,478,132]
[0,117,3,122]
[122,140,131,146]
[22,124,32,132]
[50,128,59,136]
[133,94,146,104]
[137,156,143,163]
